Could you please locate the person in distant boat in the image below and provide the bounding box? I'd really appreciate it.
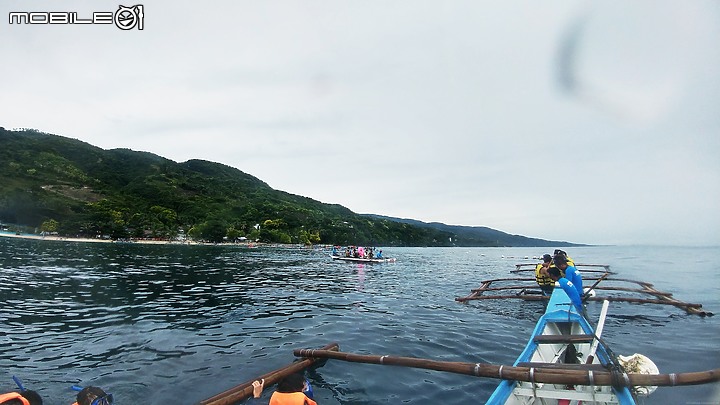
[250,373,318,405]
[0,390,43,405]
[553,249,575,266]
[535,254,558,295]
[72,386,112,405]
[553,254,583,297]
[376,250,383,259]
[547,267,583,310]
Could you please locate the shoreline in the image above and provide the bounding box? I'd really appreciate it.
[0,231,246,246]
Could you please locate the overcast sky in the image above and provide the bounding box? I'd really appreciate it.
[1,1,719,246]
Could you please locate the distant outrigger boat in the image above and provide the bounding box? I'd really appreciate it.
[330,255,396,264]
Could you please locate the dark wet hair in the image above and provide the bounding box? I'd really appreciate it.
[24,391,42,405]
[547,267,561,278]
[76,387,107,405]
[553,254,568,265]
[276,373,305,393]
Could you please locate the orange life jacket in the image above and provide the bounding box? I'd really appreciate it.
[0,392,30,405]
[269,391,318,405]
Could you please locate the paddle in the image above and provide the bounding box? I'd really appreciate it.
[197,342,339,405]
[582,272,609,300]
[585,299,610,365]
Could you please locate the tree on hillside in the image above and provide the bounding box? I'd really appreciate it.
[40,219,58,234]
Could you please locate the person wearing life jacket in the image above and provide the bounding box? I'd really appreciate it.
[71,386,112,405]
[535,254,559,296]
[554,253,583,298]
[547,266,583,311]
[553,249,575,267]
[250,373,317,405]
[0,390,42,405]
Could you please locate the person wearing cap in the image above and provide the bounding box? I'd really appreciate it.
[0,390,42,405]
[554,253,583,297]
[72,387,112,405]
[553,249,575,267]
[535,253,562,295]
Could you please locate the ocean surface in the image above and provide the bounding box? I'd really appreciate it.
[0,238,718,405]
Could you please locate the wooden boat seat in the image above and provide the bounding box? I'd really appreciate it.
[516,361,608,372]
[533,334,594,344]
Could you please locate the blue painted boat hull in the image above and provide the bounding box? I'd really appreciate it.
[486,287,636,404]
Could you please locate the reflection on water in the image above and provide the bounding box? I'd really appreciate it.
[1,240,718,404]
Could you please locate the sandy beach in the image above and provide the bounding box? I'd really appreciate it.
[0,231,207,245]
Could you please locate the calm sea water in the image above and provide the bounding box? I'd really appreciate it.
[0,238,718,405]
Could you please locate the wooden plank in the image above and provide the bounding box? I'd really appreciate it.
[533,334,594,344]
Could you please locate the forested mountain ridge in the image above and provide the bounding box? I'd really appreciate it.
[0,127,577,247]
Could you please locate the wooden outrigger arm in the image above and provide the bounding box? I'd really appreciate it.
[293,348,720,388]
[197,342,339,405]
[456,272,714,316]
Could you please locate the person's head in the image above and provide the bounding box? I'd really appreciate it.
[76,387,112,405]
[554,249,567,257]
[547,266,562,281]
[542,254,552,264]
[553,254,568,269]
[0,391,42,405]
[276,373,306,394]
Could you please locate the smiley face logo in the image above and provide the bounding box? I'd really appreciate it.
[114,5,144,30]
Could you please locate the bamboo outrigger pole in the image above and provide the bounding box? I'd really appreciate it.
[456,275,713,316]
[293,348,720,388]
[198,342,339,405]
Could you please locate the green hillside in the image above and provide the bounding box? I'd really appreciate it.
[0,127,576,247]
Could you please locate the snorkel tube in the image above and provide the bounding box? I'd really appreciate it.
[303,378,314,399]
[12,376,26,392]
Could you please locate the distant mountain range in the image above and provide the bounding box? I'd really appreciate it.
[0,127,579,247]
[365,215,579,247]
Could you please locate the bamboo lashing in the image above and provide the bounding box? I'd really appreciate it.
[293,348,720,388]
[198,342,339,405]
